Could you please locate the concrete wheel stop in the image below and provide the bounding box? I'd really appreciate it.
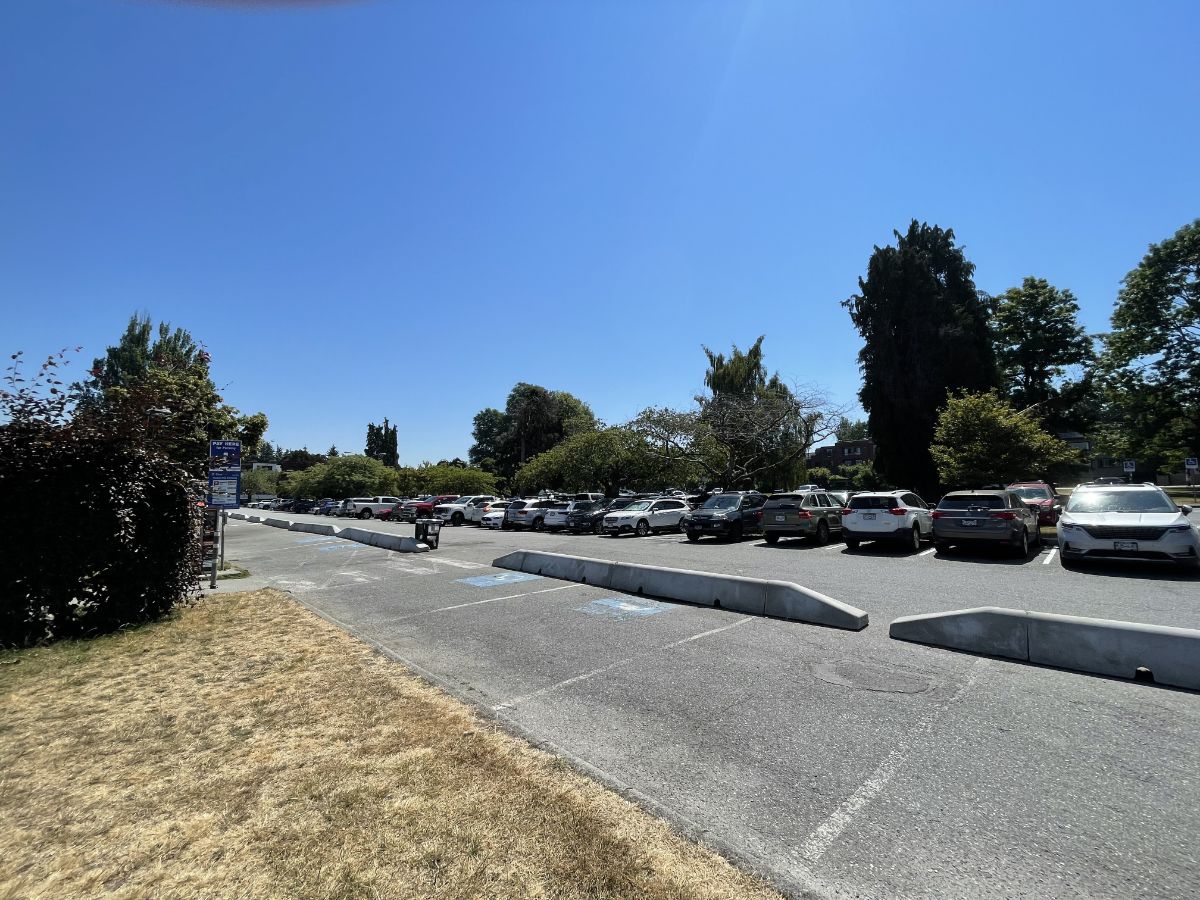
[890,606,1200,690]
[492,549,868,630]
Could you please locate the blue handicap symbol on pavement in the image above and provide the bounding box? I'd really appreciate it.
[456,572,544,588]
[576,598,670,620]
[318,542,357,552]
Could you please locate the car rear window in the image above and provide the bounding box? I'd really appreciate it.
[701,495,740,509]
[848,496,898,510]
[939,495,1005,510]
[508,501,527,510]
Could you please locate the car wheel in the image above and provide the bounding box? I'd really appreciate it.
[592,521,602,535]
[845,537,860,550]
[1013,528,1029,558]
[451,512,464,526]
[501,520,511,530]
[533,517,544,532]
[908,524,921,552]
[359,509,373,519]
[635,519,650,537]
[686,532,700,542]
[728,522,744,542]
[764,533,779,545]
[814,521,830,546]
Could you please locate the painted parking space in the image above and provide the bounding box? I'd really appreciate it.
[575,597,672,619]
[456,572,544,588]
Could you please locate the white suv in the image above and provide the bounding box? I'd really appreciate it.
[1058,483,1199,570]
[840,490,933,552]
[433,496,497,526]
[603,498,689,537]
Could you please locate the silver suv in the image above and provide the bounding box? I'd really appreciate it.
[1058,483,1198,570]
[933,490,1041,557]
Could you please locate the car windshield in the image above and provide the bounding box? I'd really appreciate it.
[622,501,651,511]
[849,496,898,510]
[570,502,595,513]
[1011,487,1052,500]
[1066,490,1177,513]
[939,496,1005,510]
[702,496,740,509]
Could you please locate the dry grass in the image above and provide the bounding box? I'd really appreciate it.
[0,590,780,900]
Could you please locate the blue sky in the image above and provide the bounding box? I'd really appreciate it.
[3,0,1197,462]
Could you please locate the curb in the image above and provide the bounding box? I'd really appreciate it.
[492,549,868,630]
[889,606,1200,690]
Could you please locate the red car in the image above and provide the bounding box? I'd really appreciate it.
[1007,482,1063,525]
[393,495,459,523]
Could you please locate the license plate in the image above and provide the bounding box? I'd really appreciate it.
[1114,541,1138,551]
[863,513,876,520]
[775,514,786,522]
[962,519,977,526]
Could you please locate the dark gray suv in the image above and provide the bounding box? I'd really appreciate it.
[932,490,1041,557]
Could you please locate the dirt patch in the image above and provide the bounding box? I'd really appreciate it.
[0,589,779,900]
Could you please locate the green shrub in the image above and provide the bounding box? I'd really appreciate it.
[0,352,200,647]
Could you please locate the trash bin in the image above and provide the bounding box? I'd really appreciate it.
[415,518,442,549]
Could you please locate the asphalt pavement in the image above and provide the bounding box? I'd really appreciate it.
[220,513,1200,899]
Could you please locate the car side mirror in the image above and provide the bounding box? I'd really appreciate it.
[1182,505,1193,516]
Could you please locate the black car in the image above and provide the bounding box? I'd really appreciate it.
[288,498,317,513]
[681,492,767,541]
[564,497,638,534]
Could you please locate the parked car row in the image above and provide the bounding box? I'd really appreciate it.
[243,481,1197,571]
[474,483,1200,571]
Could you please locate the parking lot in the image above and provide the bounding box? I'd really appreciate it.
[225,512,1200,900]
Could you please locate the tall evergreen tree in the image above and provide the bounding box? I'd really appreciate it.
[843,221,996,493]
[365,417,399,467]
[992,277,1094,426]
[74,314,267,475]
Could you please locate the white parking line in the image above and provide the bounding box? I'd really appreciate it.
[798,656,989,863]
[425,584,575,615]
[917,548,936,556]
[435,558,488,569]
[1043,548,1058,565]
[491,617,753,712]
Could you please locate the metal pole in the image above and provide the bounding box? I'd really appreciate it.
[220,510,227,570]
[210,512,220,590]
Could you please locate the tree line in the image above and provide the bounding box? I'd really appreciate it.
[845,217,1199,493]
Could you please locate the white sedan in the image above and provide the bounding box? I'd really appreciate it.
[481,505,510,529]
[468,499,509,525]
[602,499,690,537]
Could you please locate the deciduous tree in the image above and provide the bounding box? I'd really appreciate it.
[931,391,1081,488]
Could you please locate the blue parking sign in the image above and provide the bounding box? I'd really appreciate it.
[209,440,242,471]
[207,470,241,509]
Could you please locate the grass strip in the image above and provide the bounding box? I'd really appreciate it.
[0,589,779,900]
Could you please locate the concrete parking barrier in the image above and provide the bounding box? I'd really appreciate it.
[288,522,339,536]
[889,606,1200,690]
[246,515,262,523]
[264,517,291,528]
[229,512,247,520]
[492,550,868,630]
[339,526,430,553]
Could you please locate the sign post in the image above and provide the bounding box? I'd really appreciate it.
[1186,457,1198,503]
[206,440,242,587]
[1122,460,1136,482]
